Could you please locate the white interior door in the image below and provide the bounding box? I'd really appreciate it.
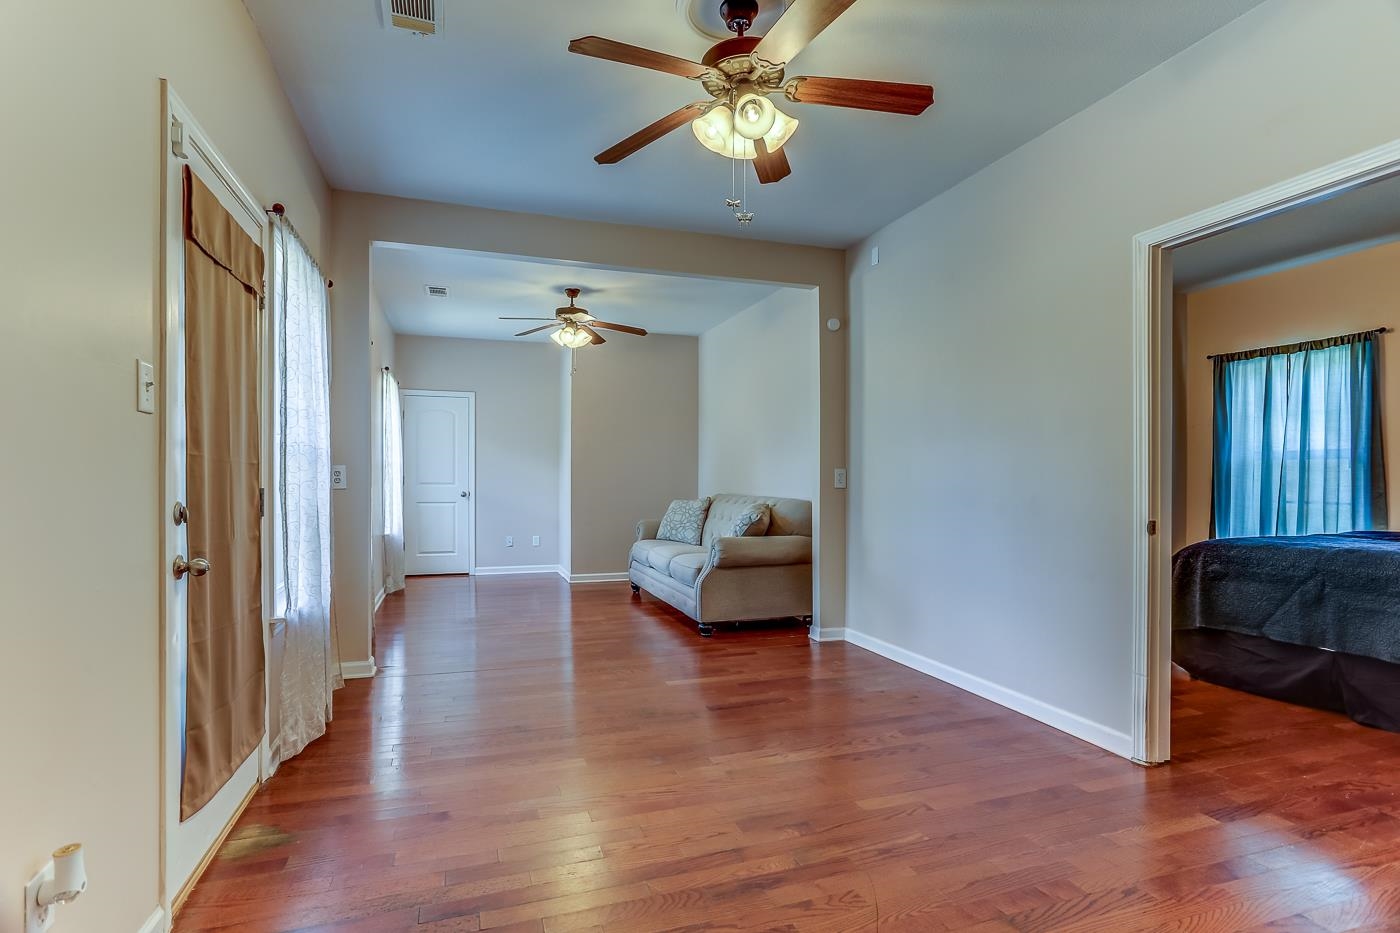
[403,391,476,575]
[161,84,268,908]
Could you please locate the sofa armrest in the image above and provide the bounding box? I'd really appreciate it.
[636,519,661,542]
[708,535,812,569]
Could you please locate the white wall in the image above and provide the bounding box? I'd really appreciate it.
[0,2,328,930]
[395,336,563,570]
[700,288,820,502]
[568,335,700,577]
[846,0,1400,752]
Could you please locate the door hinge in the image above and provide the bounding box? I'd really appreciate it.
[1147,520,1158,537]
[259,487,266,518]
[171,116,188,160]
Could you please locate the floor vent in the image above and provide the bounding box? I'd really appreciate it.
[383,0,440,36]
[425,285,450,298]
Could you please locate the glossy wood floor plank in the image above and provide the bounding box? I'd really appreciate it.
[175,576,1400,932]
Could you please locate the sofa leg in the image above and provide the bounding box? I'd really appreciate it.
[698,622,714,638]
[630,583,640,596]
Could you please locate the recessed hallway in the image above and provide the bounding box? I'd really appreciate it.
[175,577,1400,932]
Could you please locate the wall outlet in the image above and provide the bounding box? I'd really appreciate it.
[871,246,880,267]
[532,536,540,547]
[331,466,348,490]
[505,536,514,548]
[834,468,848,490]
[25,863,56,933]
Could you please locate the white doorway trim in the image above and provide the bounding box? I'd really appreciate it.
[1131,136,1400,765]
[159,82,272,917]
[401,389,478,575]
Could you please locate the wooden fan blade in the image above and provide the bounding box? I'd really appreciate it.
[579,324,607,346]
[499,317,558,321]
[515,324,559,337]
[785,76,934,115]
[569,36,711,79]
[589,321,649,337]
[753,138,792,185]
[752,0,860,67]
[596,102,709,165]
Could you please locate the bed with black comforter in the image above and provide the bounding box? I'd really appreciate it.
[1173,531,1400,731]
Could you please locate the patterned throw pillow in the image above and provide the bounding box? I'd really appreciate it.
[729,505,771,538]
[657,497,712,546]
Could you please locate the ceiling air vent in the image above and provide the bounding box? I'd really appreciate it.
[382,0,441,37]
[425,285,450,298]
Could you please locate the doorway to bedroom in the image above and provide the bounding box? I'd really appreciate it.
[1139,150,1400,762]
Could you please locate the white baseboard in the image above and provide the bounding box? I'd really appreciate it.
[341,657,377,680]
[139,907,167,933]
[374,588,386,612]
[567,571,630,584]
[810,627,846,643]
[843,629,1134,759]
[475,564,563,576]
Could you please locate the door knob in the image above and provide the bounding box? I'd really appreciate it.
[461,491,470,498]
[173,555,212,580]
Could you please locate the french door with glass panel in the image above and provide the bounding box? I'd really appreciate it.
[402,391,476,574]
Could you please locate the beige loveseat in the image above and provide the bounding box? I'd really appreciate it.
[629,494,813,636]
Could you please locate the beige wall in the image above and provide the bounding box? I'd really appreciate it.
[330,192,848,642]
[700,289,820,502]
[369,291,396,601]
[395,336,564,569]
[846,0,1400,749]
[1176,240,1400,548]
[568,335,700,576]
[0,1,328,929]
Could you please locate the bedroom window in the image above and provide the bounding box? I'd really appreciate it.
[1211,330,1387,538]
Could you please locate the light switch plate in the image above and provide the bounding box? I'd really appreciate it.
[871,246,880,267]
[137,359,156,414]
[505,536,514,548]
[532,536,541,547]
[834,468,848,490]
[331,466,347,490]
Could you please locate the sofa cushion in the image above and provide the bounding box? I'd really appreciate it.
[728,504,771,538]
[632,540,705,575]
[658,497,712,546]
[703,494,812,544]
[668,551,708,587]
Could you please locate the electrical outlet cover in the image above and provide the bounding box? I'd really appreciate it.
[25,863,56,933]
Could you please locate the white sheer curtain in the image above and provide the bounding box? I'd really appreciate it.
[269,215,341,767]
[382,370,406,594]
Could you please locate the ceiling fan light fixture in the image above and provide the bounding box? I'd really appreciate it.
[733,91,777,140]
[691,103,798,161]
[551,325,593,350]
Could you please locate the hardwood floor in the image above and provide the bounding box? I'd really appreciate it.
[176,576,1400,932]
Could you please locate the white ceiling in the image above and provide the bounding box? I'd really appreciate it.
[1174,173,1400,291]
[372,243,787,341]
[243,0,1268,247]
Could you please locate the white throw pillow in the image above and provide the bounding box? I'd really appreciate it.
[729,505,771,538]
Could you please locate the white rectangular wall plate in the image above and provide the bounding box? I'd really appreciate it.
[25,863,55,933]
[331,466,348,490]
[532,536,541,547]
[871,246,880,267]
[505,536,515,548]
[834,468,849,489]
[137,359,156,414]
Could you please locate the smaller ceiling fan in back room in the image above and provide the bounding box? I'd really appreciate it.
[500,288,649,350]
[569,0,935,226]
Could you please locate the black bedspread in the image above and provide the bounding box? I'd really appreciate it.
[1173,531,1400,664]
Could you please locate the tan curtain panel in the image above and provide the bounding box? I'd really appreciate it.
[181,167,267,820]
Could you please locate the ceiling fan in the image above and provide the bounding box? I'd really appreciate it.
[500,288,649,349]
[569,0,935,188]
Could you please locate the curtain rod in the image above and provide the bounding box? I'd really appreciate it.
[1207,327,1391,361]
[267,203,333,289]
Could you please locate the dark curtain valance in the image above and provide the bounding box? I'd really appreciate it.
[1208,328,1385,363]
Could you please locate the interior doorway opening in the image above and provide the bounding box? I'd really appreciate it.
[1136,139,1400,763]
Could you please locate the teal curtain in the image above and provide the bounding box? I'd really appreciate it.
[1212,331,1386,538]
